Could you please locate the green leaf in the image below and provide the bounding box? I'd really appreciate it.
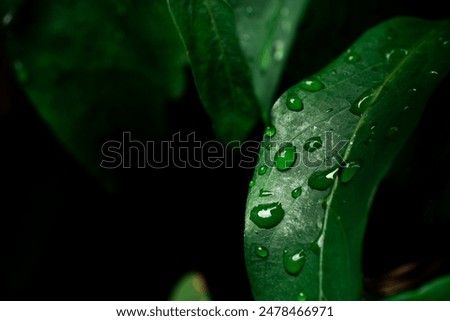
[167,0,260,142]
[386,275,450,300]
[230,0,310,119]
[245,17,450,300]
[3,0,186,186]
[169,272,211,301]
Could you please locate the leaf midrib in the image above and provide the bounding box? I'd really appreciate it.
[203,0,238,108]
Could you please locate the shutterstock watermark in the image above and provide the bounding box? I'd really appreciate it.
[100,131,348,169]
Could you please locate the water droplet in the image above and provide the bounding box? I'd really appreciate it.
[264,125,276,138]
[429,70,439,76]
[385,48,408,64]
[299,78,325,92]
[303,136,323,152]
[340,161,361,183]
[283,249,306,276]
[311,233,324,255]
[259,189,273,197]
[308,167,339,191]
[326,108,333,113]
[386,126,399,137]
[275,143,297,171]
[350,89,375,116]
[439,37,449,47]
[297,292,308,301]
[14,61,29,84]
[273,40,285,61]
[286,91,303,111]
[255,246,269,258]
[258,165,268,175]
[403,106,410,111]
[408,88,417,94]
[250,202,285,229]
[249,180,255,188]
[345,50,361,63]
[291,187,302,199]
[2,11,13,26]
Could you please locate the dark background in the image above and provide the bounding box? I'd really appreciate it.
[1,0,450,300]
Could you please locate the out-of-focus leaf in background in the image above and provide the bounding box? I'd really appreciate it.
[167,0,260,142]
[1,0,187,186]
[230,0,310,119]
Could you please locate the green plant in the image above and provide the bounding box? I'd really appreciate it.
[1,0,450,300]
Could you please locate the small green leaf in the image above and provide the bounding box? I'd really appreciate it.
[245,17,450,300]
[230,0,310,119]
[170,272,210,301]
[167,0,259,142]
[3,0,186,186]
[386,275,450,300]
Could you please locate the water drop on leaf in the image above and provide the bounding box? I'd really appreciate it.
[297,292,308,301]
[350,89,375,116]
[255,246,269,258]
[308,168,339,191]
[275,143,297,171]
[299,78,325,92]
[249,180,255,188]
[258,165,268,175]
[291,187,302,199]
[303,136,323,152]
[340,161,361,183]
[311,233,324,255]
[386,126,399,137]
[345,50,361,63]
[259,189,273,197]
[385,48,408,64]
[286,92,303,111]
[283,249,306,276]
[264,125,276,137]
[250,203,285,229]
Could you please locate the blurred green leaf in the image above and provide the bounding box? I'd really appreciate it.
[245,17,450,300]
[169,272,210,301]
[167,0,259,142]
[230,0,310,119]
[2,0,187,186]
[386,275,450,300]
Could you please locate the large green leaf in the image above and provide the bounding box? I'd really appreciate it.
[2,0,186,185]
[386,275,450,300]
[230,0,310,119]
[244,17,450,300]
[167,0,259,141]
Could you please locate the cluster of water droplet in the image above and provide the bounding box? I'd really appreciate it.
[248,32,450,299]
